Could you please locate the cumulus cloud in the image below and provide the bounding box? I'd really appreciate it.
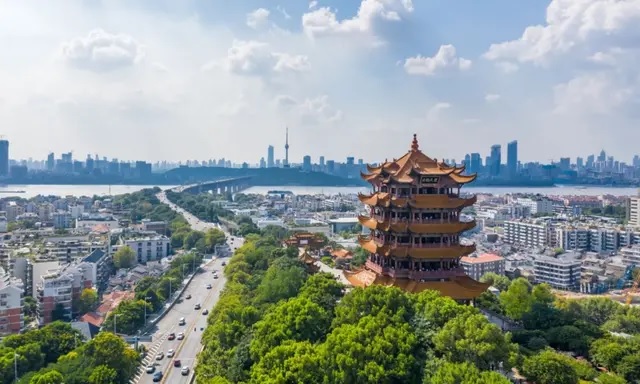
[276,94,343,124]
[61,29,143,72]
[223,40,309,76]
[404,45,471,76]
[302,0,414,43]
[246,8,270,29]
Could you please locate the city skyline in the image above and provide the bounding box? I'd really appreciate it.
[1,1,639,162]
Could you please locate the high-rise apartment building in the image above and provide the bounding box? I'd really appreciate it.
[490,144,501,176]
[507,140,518,177]
[302,155,312,171]
[627,195,640,227]
[267,145,274,168]
[0,140,8,177]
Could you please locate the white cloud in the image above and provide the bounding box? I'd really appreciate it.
[301,0,414,43]
[309,1,318,10]
[276,94,343,124]
[61,29,143,72]
[495,61,518,74]
[485,94,500,102]
[223,40,309,76]
[426,102,451,121]
[404,45,471,76]
[484,0,640,65]
[276,6,292,20]
[246,8,270,29]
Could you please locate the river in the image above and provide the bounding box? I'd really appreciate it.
[0,184,638,198]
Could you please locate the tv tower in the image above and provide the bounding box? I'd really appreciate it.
[284,126,290,168]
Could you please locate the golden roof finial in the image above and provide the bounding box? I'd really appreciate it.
[411,133,419,152]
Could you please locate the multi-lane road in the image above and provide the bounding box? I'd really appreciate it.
[133,190,243,384]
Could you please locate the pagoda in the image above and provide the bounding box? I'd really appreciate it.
[344,134,489,301]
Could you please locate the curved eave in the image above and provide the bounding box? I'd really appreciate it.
[366,164,383,173]
[358,193,377,205]
[358,215,378,230]
[360,171,381,182]
[453,165,466,174]
[450,173,477,184]
[391,175,415,183]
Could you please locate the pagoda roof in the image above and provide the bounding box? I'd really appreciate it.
[361,134,477,185]
[357,236,476,259]
[358,193,477,209]
[343,269,488,299]
[358,216,476,234]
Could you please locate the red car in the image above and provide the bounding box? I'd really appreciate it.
[174,360,181,367]
[168,333,175,340]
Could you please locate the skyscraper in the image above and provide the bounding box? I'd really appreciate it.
[284,127,290,168]
[0,139,9,177]
[507,140,518,178]
[490,144,501,177]
[267,145,274,168]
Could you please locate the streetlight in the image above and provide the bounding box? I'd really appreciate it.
[144,296,151,325]
[14,353,19,384]
[113,314,121,334]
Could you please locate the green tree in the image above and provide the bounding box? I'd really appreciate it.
[249,341,322,384]
[597,373,628,384]
[333,285,414,327]
[320,312,421,384]
[250,297,331,361]
[433,312,517,370]
[254,257,307,305]
[616,353,640,383]
[88,365,118,384]
[590,338,631,370]
[205,228,226,252]
[521,350,578,384]
[297,272,344,313]
[77,288,99,314]
[29,370,64,384]
[479,272,511,292]
[499,278,532,320]
[83,332,138,382]
[430,361,511,384]
[113,246,135,269]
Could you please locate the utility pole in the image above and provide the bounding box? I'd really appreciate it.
[14,353,19,384]
[114,314,121,334]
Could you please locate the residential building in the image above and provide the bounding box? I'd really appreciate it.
[533,254,581,290]
[621,246,640,267]
[112,236,171,264]
[76,215,120,230]
[82,249,112,294]
[504,220,549,248]
[556,227,590,251]
[53,211,73,229]
[460,253,505,281]
[627,196,640,227]
[141,219,168,235]
[0,270,24,336]
[37,263,93,324]
[516,197,554,215]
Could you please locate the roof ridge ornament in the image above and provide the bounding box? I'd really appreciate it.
[411,133,419,152]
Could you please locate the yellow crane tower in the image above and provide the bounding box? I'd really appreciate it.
[625,272,640,306]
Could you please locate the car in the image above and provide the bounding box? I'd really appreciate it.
[181,366,190,375]
[174,359,181,367]
[167,349,175,358]
[194,304,201,310]
[177,332,184,340]
[152,371,163,382]
[145,365,155,374]
[213,274,218,279]
[167,332,175,340]
[206,284,212,289]
[155,352,164,361]
[221,261,226,266]
[202,309,209,315]
[185,294,191,299]
[179,317,186,325]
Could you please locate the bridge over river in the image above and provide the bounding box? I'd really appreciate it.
[173,176,252,195]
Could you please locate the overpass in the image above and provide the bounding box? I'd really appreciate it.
[173,176,252,195]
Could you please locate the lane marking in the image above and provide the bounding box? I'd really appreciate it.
[159,264,223,384]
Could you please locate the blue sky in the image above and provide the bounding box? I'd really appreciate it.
[0,0,638,164]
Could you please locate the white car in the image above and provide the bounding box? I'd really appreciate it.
[155,352,164,360]
[146,365,155,373]
[177,332,185,340]
[206,284,212,289]
[181,366,190,375]
[167,349,175,358]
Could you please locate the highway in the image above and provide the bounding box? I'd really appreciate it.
[133,190,244,384]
